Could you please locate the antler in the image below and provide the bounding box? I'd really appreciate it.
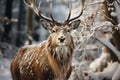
[66,0,85,23]
[50,4,59,24]
[66,3,72,22]
[24,0,84,25]
[23,0,54,23]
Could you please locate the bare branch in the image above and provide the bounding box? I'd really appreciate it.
[0,16,18,23]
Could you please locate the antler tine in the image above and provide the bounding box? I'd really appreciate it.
[23,0,33,9]
[69,0,85,22]
[23,0,53,22]
[50,3,56,23]
[66,3,72,22]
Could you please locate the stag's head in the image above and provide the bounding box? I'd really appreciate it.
[24,0,84,48]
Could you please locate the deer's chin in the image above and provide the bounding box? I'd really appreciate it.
[58,42,66,46]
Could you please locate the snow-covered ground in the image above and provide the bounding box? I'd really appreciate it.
[0,58,12,80]
[0,42,18,80]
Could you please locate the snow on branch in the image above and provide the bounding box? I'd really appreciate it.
[116,0,120,4]
[0,16,18,24]
[87,0,105,5]
[75,20,113,49]
[95,35,120,62]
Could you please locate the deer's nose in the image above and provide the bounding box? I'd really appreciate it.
[58,36,66,43]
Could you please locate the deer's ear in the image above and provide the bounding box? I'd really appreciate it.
[40,19,53,30]
[69,20,80,30]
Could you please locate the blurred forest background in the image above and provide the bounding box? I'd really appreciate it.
[0,0,120,80]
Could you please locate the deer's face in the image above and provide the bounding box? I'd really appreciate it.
[50,26,72,46]
[41,20,80,47]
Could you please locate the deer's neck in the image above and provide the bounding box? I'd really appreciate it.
[54,46,70,61]
[47,45,73,79]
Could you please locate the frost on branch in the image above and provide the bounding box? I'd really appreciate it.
[89,47,111,72]
[69,0,120,79]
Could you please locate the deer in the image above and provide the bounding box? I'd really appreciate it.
[10,0,84,80]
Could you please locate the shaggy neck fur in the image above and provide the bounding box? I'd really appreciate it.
[53,46,71,66]
[47,40,74,79]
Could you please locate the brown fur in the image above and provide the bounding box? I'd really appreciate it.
[11,26,76,80]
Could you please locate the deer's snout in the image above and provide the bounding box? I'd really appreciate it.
[58,36,66,43]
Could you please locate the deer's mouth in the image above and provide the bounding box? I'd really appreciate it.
[58,42,66,46]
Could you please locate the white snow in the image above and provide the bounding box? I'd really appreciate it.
[0,58,12,80]
[89,47,110,72]
[112,64,120,80]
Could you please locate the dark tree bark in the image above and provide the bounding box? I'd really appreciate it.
[16,0,26,47]
[105,0,118,25]
[1,0,13,43]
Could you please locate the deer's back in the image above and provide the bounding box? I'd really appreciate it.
[11,41,54,80]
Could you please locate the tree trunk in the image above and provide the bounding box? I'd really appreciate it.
[1,0,13,43]
[104,0,120,51]
[16,0,26,47]
[102,0,120,62]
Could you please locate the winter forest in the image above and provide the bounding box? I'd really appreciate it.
[0,0,120,80]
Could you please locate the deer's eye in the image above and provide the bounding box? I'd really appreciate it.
[52,29,56,33]
[67,29,70,32]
